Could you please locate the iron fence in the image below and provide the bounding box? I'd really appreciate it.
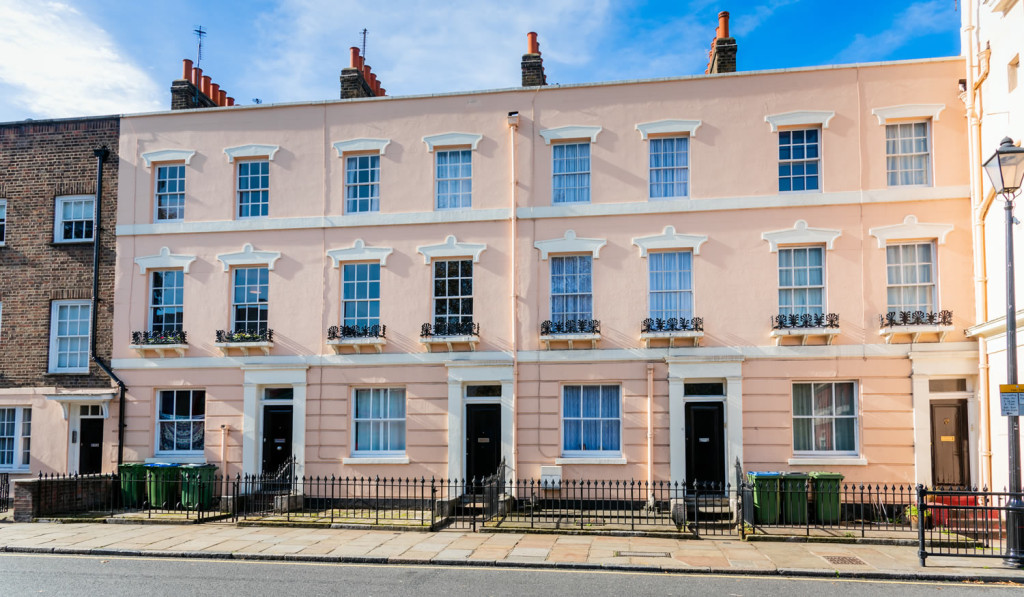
[917,486,1022,564]
[0,472,9,513]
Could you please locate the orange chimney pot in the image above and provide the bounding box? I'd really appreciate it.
[226,96,235,106]
[378,88,385,96]
[201,75,212,96]
[218,90,227,106]
[192,67,202,87]
[350,47,360,68]
[182,59,193,81]
[718,11,730,38]
[210,82,220,102]
[527,32,540,55]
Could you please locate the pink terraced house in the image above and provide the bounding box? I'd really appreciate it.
[108,27,976,490]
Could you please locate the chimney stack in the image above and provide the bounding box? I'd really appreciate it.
[705,11,737,74]
[170,59,234,109]
[521,32,547,87]
[340,47,386,99]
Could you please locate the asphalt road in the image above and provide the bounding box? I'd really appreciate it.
[0,554,1017,596]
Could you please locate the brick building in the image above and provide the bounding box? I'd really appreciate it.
[0,116,121,477]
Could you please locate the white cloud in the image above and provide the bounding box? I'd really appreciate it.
[0,0,162,120]
[834,0,954,63]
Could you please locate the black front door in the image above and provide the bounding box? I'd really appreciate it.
[78,418,103,474]
[685,402,725,486]
[931,400,968,487]
[466,404,501,482]
[262,405,293,474]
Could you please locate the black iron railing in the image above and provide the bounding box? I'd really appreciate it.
[880,310,953,327]
[771,313,839,329]
[641,317,703,333]
[327,324,386,340]
[131,330,187,345]
[0,472,9,513]
[917,485,1021,564]
[420,321,479,337]
[541,319,601,335]
[215,328,273,343]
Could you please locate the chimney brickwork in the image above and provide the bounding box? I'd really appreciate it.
[521,32,547,87]
[706,11,737,74]
[340,47,386,99]
[170,59,235,110]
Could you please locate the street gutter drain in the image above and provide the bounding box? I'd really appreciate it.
[616,551,671,558]
[821,555,868,566]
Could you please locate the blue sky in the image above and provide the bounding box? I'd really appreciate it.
[0,0,963,122]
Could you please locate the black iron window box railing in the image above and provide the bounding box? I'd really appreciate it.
[419,321,480,352]
[878,310,953,344]
[215,328,274,356]
[327,324,387,354]
[640,317,704,347]
[129,330,188,357]
[770,313,840,346]
[540,319,601,349]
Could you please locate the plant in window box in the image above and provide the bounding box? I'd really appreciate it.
[904,504,932,529]
[216,329,273,343]
[132,330,187,345]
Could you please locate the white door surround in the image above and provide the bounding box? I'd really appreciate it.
[445,362,514,481]
[241,366,308,478]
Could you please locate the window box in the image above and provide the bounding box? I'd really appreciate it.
[770,313,840,346]
[326,324,387,354]
[130,330,188,357]
[419,321,479,352]
[878,310,953,343]
[640,317,704,348]
[214,329,274,356]
[540,319,601,349]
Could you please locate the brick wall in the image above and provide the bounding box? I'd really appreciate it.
[0,116,119,389]
[13,475,115,521]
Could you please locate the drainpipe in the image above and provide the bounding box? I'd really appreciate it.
[90,146,128,467]
[508,111,520,483]
[646,364,654,505]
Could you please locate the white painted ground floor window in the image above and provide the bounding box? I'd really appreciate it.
[157,389,205,455]
[792,382,857,455]
[0,407,31,469]
[562,385,621,457]
[353,388,406,455]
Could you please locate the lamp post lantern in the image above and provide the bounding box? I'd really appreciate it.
[983,136,1024,568]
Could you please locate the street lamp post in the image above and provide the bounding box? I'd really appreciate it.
[983,136,1024,568]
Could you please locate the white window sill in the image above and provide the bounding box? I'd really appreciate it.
[342,456,410,465]
[47,369,90,375]
[555,457,627,465]
[540,333,601,350]
[787,456,867,466]
[214,341,273,356]
[327,336,386,354]
[146,455,207,464]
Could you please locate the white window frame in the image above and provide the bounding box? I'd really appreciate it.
[342,262,381,329]
[154,163,186,222]
[648,136,689,199]
[236,159,270,219]
[552,142,591,204]
[53,195,95,243]
[435,148,472,210]
[345,153,381,214]
[149,270,184,334]
[550,254,594,323]
[0,406,31,470]
[886,241,938,313]
[48,300,91,374]
[778,128,821,193]
[432,259,473,326]
[792,381,859,456]
[155,389,206,456]
[648,251,693,320]
[352,387,406,456]
[0,198,6,246]
[885,121,931,187]
[231,266,269,333]
[561,384,622,458]
[778,246,825,317]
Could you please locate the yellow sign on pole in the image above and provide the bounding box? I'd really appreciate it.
[1000,385,1024,416]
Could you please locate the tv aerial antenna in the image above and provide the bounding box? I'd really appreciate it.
[360,28,368,60]
[194,25,207,67]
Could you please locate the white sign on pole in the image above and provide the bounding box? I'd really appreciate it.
[1000,384,1024,416]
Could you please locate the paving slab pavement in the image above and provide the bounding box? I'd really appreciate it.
[1,521,1023,583]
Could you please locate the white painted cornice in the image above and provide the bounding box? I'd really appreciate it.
[417,235,487,264]
[326,239,393,267]
[223,144,280,163]
[632,226,709,257]
[871,104,945,125]
[45,393,114,420]
[635,119,702,140]
[332,138,391,156]
[538,125,602,145]
[422,132,483,151]
[134,247,198,275]
[141,149,196,168]
[534,230,607,259]
[215,243,282,271]
[868,215,954,248]
[764,110,835,132]
[761,220,842,252]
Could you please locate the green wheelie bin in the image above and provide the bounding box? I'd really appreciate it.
[780,472,810,524]
[118,463,147,508]
[144,463,182,508]
[809,472,844,524]
[181,464,217,510]
[747,472,782,524]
